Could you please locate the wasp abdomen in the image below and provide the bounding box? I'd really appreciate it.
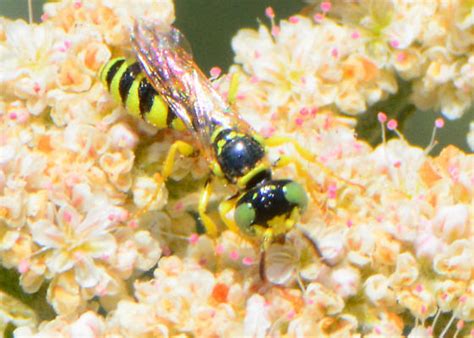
[99,57,185,131]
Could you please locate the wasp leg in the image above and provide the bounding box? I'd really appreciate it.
[218,197,241,234]
[133,140,194,220]
[197,180,219,237]
[162,140,195,180]
[265,136,365,191]
[227,72,240,106]
[273,155,322,204]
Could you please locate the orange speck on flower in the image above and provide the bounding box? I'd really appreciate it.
[37,136,53,153]
[361,58,379,82]
[212,283,229,303]
[57,59,91,92]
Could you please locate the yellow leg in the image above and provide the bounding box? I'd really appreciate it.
[266,136,365,191]
[132,140,194,221]
[273,155,322,203]
[198,181,218,237]
[162,140,194,180]
[227,72,240,106]
[218,198,241,234]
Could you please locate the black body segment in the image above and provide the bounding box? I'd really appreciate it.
[213,128,266,182]
[104,58,125,90]
[119,62,142,102]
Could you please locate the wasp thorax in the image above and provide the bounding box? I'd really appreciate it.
[212,128,268,184]
[234,180,308,237]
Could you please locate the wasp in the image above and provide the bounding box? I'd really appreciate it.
[100,21,335,281]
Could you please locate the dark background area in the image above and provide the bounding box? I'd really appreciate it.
[1,0,472,153]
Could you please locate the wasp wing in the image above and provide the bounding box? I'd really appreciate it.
[131,21,252,161]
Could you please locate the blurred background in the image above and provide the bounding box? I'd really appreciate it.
[1,0,472,154]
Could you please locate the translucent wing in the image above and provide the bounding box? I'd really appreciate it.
[131,21,253,161]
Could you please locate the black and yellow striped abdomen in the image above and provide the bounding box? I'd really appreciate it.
[99,58,186,131]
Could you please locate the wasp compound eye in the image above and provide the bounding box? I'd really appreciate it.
[234,202,257,236]
[282,181,308,212]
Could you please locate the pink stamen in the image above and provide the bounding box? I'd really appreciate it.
[300,107,309,116]
[387,119,398,130]
[18,259,30,273]
[390,39,400,48]
[295,118,304,126]
[74,251,84,261]
[351,31,360,39]
[128,219,139,229]
[289,16,299,24]
[421,305,427,314]
[229,250,239,261]
[9,112,18,120]
[374,326,382,334]
[265,7,275,19]
[377,112,387,123]
[242,257,254,265]
[346,219,353,228]
[33,83,41,94]
[174,201,184,212]
[210,66,221,78]
[250,76,260,83]
[313,13,324,23]
[396,52,407,62]
[95,282,107,296]
[416,284,423,292]
[331,48,339,58]
[271,26,280,36]
[63,211,72,223]
[393,161,401,168]
[73,1,82,9]
[320,1,332,13]
[215,244,224,255]
[188,233,199,245]
[162,246,172,256]
[41,13,49,21]
[254,50,261,59]
[456,320,464,330]
[311,107,318,116]
[435,118,445,128]
[328,184,337,199]
[287,310,296,320]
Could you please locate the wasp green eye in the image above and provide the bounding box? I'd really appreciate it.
[234,202,256,235]
[283,182,308,211]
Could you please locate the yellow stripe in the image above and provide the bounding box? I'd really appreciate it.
[124,73,144,118]
[236,163,269,189]
[99,57,125,88]
[144,94,168,129]
[109,59,131,104]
